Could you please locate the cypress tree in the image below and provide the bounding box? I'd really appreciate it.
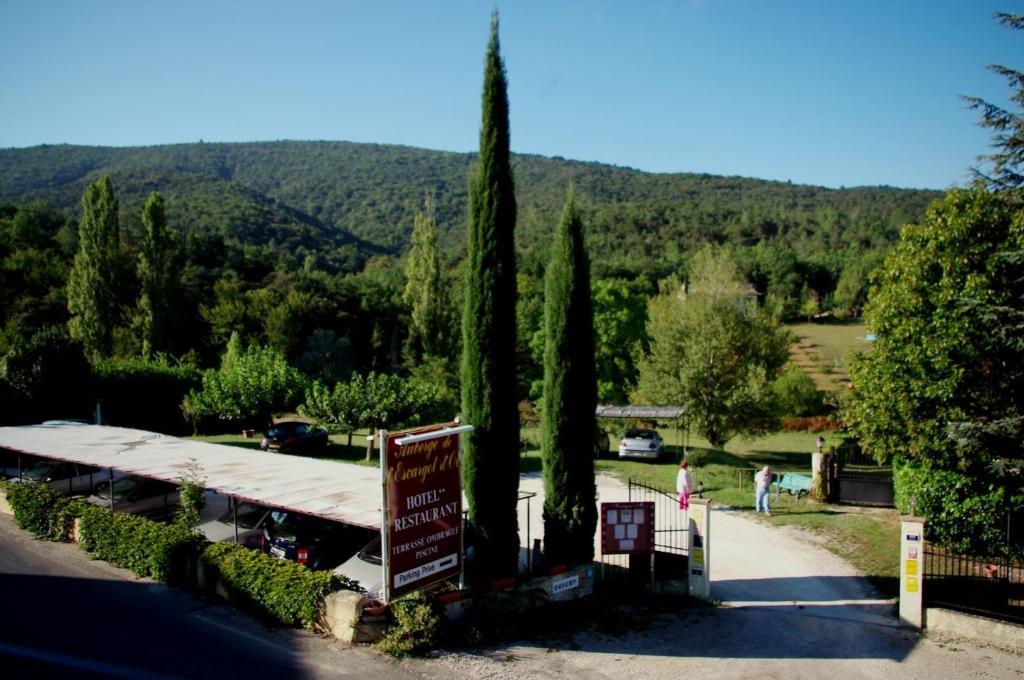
[461,11,520,580]
[67,175,121,361]
[541,189,598,565]
[137,191,175,359]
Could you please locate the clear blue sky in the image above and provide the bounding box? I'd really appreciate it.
[1,1,1021,190]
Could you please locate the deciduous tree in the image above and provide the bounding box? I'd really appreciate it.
[634,247,790,448]
[136,192,176,359]
[67,176,122,360]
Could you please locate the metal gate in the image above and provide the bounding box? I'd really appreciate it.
[831,443,894,507]
[627,479,689,581]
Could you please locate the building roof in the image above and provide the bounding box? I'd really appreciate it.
[595,405,687,419]
[0,423,381,529]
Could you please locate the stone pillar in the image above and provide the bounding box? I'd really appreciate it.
[899,515,926,629]
[688,498,711,599]
[811,452,829,500]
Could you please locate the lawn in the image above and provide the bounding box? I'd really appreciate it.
[786,320,870,392]
[190,432,378,466]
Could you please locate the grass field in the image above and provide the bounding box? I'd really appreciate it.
[786,320,869,392]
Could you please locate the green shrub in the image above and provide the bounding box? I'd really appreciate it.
[76,504,201,583]
[1,480,79,541]
[894,461,1024,560]
[199,542,343,630]
[376,593,443,657]
[772,364,826,417]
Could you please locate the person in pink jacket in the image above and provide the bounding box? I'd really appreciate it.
[677,459,693,510]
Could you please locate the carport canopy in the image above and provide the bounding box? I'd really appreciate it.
[595,405,687,419]
[0,423,381,530]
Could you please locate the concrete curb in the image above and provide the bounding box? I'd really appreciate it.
[927,607,1024,649]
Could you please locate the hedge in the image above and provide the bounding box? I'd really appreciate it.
[199,542,346,630]
[91,359,201,434]
[1,479,81,542]
[76,503,202,584]
[894,461,1024,560]
[2,480,357,632]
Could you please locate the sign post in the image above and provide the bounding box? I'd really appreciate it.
[381,422,473,602]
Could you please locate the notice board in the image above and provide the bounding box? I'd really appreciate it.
[601,501,655,555]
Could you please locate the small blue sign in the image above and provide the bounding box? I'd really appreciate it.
[906,534,920,542]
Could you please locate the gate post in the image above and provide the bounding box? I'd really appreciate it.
[899,515,926,629]
[811,452,829,500]
[688,498,711,599]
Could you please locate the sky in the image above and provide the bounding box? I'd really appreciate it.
[1,1,1022,190]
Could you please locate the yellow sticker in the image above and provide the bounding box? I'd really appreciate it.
[906,576,918,593]
[692,548,704,565]
[905,560,918,576]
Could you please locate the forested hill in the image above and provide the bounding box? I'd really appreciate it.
[0,141,940,276]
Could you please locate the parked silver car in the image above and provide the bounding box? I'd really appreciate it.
[198,497,271,547]
[86,476,180,518]
[9,459,125,496]
[618,428,664,460]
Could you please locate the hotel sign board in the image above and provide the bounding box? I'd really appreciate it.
[382,423,471,601]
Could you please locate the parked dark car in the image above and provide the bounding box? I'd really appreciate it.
[259,421,329,453]
[261,511,376,571]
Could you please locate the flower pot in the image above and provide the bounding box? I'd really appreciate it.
[361,599,389,617]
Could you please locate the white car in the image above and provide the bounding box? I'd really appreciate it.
[333,535,383,597]
[618,428,664,460]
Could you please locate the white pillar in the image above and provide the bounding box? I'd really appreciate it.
[688,497,711,599]
[899,515,926,629]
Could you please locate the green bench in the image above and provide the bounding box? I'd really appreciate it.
[774,472,812,500]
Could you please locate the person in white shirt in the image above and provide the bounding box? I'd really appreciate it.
[755,465,772,515]
[677,459,693,510]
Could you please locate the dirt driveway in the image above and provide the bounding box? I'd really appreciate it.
[408,473,1024,679]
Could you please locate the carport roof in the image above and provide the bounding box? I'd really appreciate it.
[0,423,381,530]
[595,405,687,419]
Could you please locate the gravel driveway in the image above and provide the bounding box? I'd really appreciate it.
[410,473,1024,679]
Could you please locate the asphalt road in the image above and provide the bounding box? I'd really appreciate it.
[0,513,414,680]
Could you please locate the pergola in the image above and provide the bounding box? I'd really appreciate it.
[594,404,689,452]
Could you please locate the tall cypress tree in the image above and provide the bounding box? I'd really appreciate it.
[67,175,121,361]
[461,11,520,580]
[541,189,598,565]
[137,191,175,359]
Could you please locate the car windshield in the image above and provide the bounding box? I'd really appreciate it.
[267,511,326,541]
[22,461,59,482]
[625,429,656,440]
[357,537,382,564]
[218,503,267,529]
[265,425,294,437]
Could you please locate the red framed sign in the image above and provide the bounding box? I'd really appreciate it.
[382,423,470,601]
[600,501,655,555]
